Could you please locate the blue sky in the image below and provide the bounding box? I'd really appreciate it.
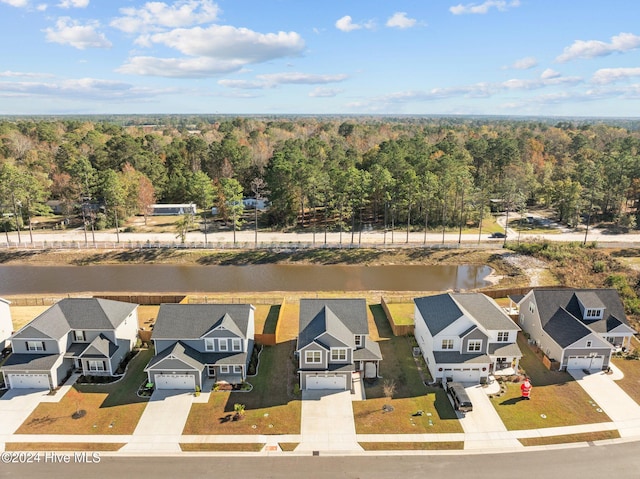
[2,0,640,116]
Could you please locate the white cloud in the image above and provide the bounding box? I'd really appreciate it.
[257,72,348,85]
[110,0,220,34]
[505,56,537,70]
[36,3,47,10]
[219,72,348,90]
[0,70,54,78]
[309,87,343,98]
[57,0,88,8]
[0,77,169,101]
[592,67,640,84]
[44,17,112,49]
[386,12,417,29]
[450,0,520,15]
[540,68,561,79]
[0,0,29,7]
[149,25,304,61]
[556,32,640,63]
[118,56,244,78]
[335,15,375,32]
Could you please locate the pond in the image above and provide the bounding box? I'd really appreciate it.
[0,263,492,295]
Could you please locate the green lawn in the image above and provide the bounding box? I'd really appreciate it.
[490,335,612,430]
[612,357,640,403]
[352,305,461,435]
[183,341,301,435]
[17,348,153,435]
[385,303,414,326]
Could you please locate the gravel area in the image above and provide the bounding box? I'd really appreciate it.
[501,253,549,286]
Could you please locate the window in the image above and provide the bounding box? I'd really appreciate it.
[305,351,322,364]
[219,365,230,374]
[73,331,85,342]
[218,339,228,351]
[205,338,215,352]
[441,339,454,350]
[207,365,216,376]
[354,335,363,347]
[88,360,105,372]
[497,331,509,342]
[467,340,482,352]
[586,340,592,348]
[331,348,347,361]
[232,338,242,352]
[529,303,535,314]
[585,309,601,319]
[233,365,242,374]
[26,341,45,352]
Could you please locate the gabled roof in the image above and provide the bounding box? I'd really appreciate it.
[414,293,519,336]
[146,341,206,371]
[12,298,137,341]
[151,304,253,340]
[79,334,118,358]
[543,307,593,348]
[531,288,633,335]
[298,299,368,350]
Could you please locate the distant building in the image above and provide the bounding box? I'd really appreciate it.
[150,204,197,216]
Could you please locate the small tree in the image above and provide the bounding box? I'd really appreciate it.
[175,213,194,244]
[233,403,246,420]
[383,379,397,399]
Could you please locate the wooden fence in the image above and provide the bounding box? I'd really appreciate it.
[380,296,414,336]
[94,294,186,305]
[274,297,287,344]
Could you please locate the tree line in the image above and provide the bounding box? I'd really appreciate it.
[2,116,640,238]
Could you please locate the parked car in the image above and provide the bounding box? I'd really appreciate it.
[490,232,506,238]
[447,382,473,413]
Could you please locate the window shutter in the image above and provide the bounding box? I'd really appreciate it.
[42,342,46,351]
[25,341,29,350]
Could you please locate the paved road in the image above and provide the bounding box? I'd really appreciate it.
[3,443,640,479]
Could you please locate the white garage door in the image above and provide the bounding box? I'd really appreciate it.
[306,374,346,390]
[567,356,604,371]
[155,374,196,390]
[448,368,482,383]
[8,374,49,389]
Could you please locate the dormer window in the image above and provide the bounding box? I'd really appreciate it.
[584,309,603,320]
[73,331,85,342]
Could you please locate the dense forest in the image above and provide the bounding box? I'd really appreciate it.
[2,115,640,235]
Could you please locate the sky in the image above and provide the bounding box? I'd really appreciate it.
[2,0,640,116]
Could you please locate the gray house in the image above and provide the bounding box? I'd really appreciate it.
[145,304,255,390]
[414,293,522,384]
[297,299,382,391]
[518,288,635,371]
[0,297,13,349]
[1,298,139,389]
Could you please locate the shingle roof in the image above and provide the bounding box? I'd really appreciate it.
[2,353,60,371]
[151,304,253,340]
[543,308,592,348]
[12,298,137,340]
[146,341,248,370]
[79,334,119,358]
[433,351,490,365]
[488,342,522,357]
[414,293,519,336]
[353,337,383,361]
[298,299,368,350]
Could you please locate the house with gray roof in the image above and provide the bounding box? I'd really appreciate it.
[414,293,522,384]
[144,304,255,390]
[0,297,13,349]
[517,288,635,371]
[1,298,138,389]
[297,299,382,391]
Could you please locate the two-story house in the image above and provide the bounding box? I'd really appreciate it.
[414,293,522,384]
[297,299,382,391]
[1,298,139,389]
[144,303,255,390]
[517,288,635,371]
[0,297,13,349]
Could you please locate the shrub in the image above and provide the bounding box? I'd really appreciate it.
[383,379,397,399]
[593,260,606,273]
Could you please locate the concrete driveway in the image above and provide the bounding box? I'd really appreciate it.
[458,384,521,450]
[570,368,640,437]
[296,390,362,452]
[0,389,48,437]
[121,390,194,453]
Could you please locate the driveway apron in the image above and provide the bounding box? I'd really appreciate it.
[569,369,640,437]
[458,384,522,450]
[121,390,194,453]
[296,390,362,452]
[0,389,48,439]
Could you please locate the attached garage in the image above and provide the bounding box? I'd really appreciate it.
[306,374,347,390]
[7,374,50,389]
[154,374,196,390]
[566,355,604,371]
[445,368,482,383]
